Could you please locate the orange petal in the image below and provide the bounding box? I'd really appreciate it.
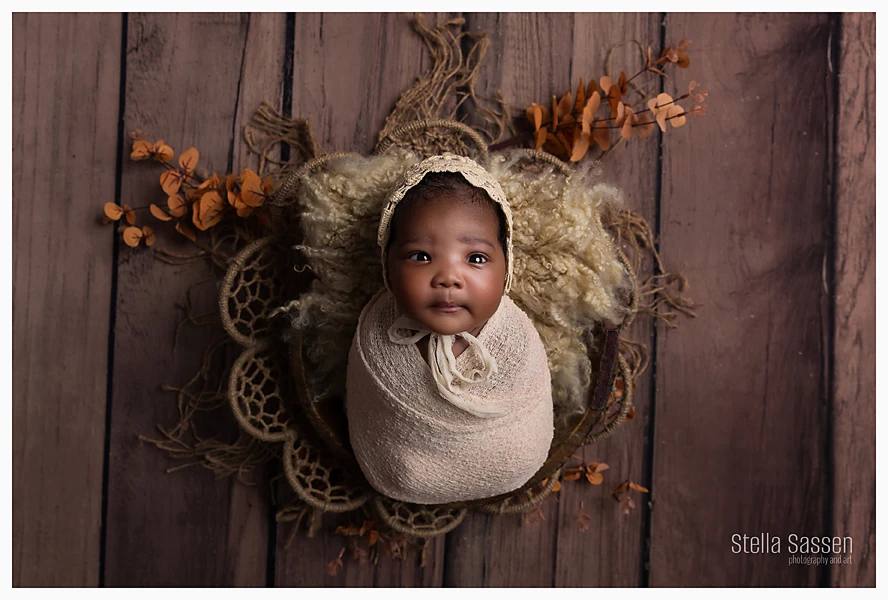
[122,226,142,247]
[178,147,199,173]
[150,203,172,222]
[104,202,124,220]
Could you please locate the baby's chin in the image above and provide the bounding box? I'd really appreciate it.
[409,313,487,336]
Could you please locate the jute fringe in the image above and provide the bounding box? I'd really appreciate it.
[378,14,511,147]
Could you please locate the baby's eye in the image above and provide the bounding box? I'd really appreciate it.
[467,254,488,264]
[407,251,431,262]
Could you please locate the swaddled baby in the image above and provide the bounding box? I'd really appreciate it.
[345,154,554,504]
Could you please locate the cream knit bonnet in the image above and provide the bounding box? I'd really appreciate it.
[377,153,515,293]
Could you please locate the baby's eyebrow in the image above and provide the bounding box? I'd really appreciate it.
[458,235,495,249]
[397,236,433,246]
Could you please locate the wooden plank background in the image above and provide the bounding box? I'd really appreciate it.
[12,12,875,587]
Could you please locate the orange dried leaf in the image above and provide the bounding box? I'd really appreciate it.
[618,71,627,93]
[599,76,613,94]
[150,203,172,222]
[657,92,674,108]
[562,467,584,482]
[152,140,173,162]
[621,120,634,140]
[612,481,629,495]
[585,78,598,100]
[615,378,625,391]
[367,530,380,546]
[607,85,622,116]
[130,140,152,161]
[625,406,637,421]
[648,66,668,77]
[592,122,611,151]
[141,225,155,247]
[569,131,590,162]
[175,221,196,242]
[556,91,573,119]
[551,95,559,130]
[574,78,585,113]
[197,173,220,193]
[104,202,124,221]
[588,462,609,473]
[160,169,183,195]
[667,104,687,128]
[586,471,604,485]
[583,92,600,129]
[122,204,136,225]
[677,38,691,52]
[178,147,199,173]
[656,109,668,132]
[192,190,226,231]
[240,168,266,207]
[122,226,142,247]
[167,194,187,218]
[629,482,650,493]
[551,480,562,493]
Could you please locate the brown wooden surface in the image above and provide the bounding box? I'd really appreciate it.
[103,13,277,586]
[652,13,834,586]
[11,13,121,587]
[830,12,876,588]
[12,12,875,588]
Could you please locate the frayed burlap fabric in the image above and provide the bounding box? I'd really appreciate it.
[347,289,554,504]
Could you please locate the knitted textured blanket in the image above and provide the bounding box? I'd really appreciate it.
[346,288,554,504]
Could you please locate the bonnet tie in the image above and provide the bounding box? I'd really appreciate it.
[387,314,507,418]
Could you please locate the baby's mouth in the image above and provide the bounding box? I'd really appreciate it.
[430,302,465,313]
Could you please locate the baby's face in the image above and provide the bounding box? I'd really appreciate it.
[387,194,506,335]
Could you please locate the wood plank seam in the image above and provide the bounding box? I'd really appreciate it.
[97,11,129,588]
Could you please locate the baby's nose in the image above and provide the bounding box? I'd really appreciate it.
[433,265,463,287]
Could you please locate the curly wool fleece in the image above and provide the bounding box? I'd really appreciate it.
[278,149,633,426]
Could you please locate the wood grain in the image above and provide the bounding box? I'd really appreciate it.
[650,13,832,586]
[552,13,661,588]
[290,13,449,156]
[12,13,121,587]
[444,13,572,587]
[275,14,450,586]
[103,13,285,586]
[829,12,875,588]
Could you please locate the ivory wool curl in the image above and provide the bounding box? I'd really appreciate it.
[274,148,634,429]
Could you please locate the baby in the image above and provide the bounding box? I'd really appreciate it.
[345,154,555,505]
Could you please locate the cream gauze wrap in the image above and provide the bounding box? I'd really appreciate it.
[345,154,554,505]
